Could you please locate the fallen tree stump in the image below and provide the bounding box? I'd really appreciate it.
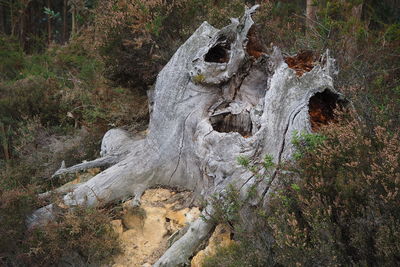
[29,5,346,266]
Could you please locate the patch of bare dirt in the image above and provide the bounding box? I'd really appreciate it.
[110,189,201,267]
[191,224,234,266]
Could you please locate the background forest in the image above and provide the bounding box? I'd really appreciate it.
[0,0,399,266]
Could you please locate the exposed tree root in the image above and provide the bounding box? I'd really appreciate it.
[29,5,346,265]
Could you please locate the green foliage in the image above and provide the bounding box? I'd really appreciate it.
[0,37,148,163]
[0,40,105,128]
[292,131,326,160]
[0,35,25,81]
[0,188,119,266]
[43,7,60,19]
[237,154,275,177]
[206,185,244,226]
[0,76,63,126]
[0,187,39,266]
[203,242,269,267]
[290,183,300,191]
[24,205,120,266]
[262,154,275,169]
[0,125,119,264]
[236,155,250,168]
[204,185,273,267]
[192,74,205,84]
[385,23,400,41]
[0,36,146,265]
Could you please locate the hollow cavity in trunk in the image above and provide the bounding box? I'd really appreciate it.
[210,111,252,137]
[309,89,343,131]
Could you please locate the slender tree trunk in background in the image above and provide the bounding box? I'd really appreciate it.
[10,0,15,36]
[306,0,317,31]
[0,4,5,34]
[63,0,67,43]
[345,2,363,61]
[71,7,76,38]
[47,0,51,44]
[19,8,25,48]
[26,2,35,52]
[0,123,10,164]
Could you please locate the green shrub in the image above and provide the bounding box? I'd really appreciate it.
[203,242,269,267]
[0,186,40,266]
[236,155,250,168]
[23,205,120,266]
[204,185,273,267]
[291,131,327,160]
[0,187,119,266]
[385,23,400,41]
[206,185,244,227]
[0,35,25,81]
[263,154,275,169]
[268,116,400,266]
[0,76,64,126]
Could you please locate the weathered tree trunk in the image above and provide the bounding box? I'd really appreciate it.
[63,0,67,43]
[10,0,15,36]
[0,123,10,163]
[306,0,317,30]
[345,2,364,61]
[30,5,344,266]
[71,4,76,38]
[0,4,5,34]
[46,0,51,44]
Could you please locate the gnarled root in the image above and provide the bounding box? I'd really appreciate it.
[51,155,120,178]
[155,211,215,267]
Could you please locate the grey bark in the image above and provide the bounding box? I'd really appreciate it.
[156,207,215,266]
[51,128,139,178]
[29,5,344,266]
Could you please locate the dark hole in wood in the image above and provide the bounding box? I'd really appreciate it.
[230,232,234,239]
[165,218,171,222]
[309,89,343,131]
[205,44,230,63]
[211,112,252,137]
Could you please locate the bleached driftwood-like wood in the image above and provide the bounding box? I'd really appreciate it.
[30,5,345,266]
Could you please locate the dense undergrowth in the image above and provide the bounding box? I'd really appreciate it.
[204,113,400,266]
[0,0,399,266]
[0,25,147,267]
